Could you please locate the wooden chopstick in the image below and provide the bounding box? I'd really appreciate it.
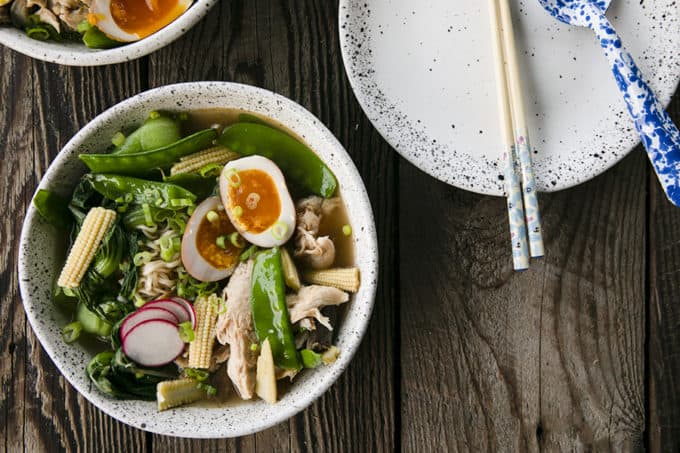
[497,0,545,258]
[487,0,530,270]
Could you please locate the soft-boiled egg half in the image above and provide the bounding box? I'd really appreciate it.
[181,196,241,282]
[89,0,192,43]
[219,156,296,248]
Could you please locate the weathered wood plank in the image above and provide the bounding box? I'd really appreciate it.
[148,0,397,450]
[648,94,680,453]
[0,48,147,451]
[399,146,647,450]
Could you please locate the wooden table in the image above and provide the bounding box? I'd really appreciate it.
[2,1,679,451]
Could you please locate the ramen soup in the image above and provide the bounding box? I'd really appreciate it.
[36,109,359,410]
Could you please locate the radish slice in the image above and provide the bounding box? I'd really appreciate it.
[142,299,191,325]
[122,319,185,367]
[170,296,197,328]
[120,307,179,339]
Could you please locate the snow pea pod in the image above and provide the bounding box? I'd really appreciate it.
[113,116,182,155]
[33,189,71,229]
[250,247,301,370]
[87,174,196,210]
[80,129,217,176]
[163,173,217,200]
[218,123,337,198]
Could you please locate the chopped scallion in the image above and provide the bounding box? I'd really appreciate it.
[206,210,219,223]
[216,235,228,249]
[111,131,126,147]
[229,232,245,248]
[61,322,83,344]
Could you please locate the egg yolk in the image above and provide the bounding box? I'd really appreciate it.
[196,210,239,269]
[110,0,187,38]
[228,169,281,233]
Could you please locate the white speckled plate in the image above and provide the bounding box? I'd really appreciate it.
[0,0,216,66]
[18,82,378,438]
[339,0,680,195]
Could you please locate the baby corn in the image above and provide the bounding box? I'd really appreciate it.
[303,267,360,293]
[188,293,220,369]
[280,248,301,291]
[157,378,208,411]
[170,146,240,175]
[57,207,116,288]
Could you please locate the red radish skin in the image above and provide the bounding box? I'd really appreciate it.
[121,319,185,367]
[141,299,191,325]
[120,307,179,340]
[171,297,196,328]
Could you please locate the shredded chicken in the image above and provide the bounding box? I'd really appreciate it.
[286,285,349,330]
[294,196,339,269]
[48,0,89,31]
[216,260,258,400]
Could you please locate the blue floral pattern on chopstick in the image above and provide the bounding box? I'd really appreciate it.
[515,134,544,258]
[504,146,529,270]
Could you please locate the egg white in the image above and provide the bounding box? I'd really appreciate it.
[219,156,296,248]
[181,196,237,282]
[89,0,192,43]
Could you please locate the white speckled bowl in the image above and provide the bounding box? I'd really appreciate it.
[0,0,216,66]
[18,82,378,437]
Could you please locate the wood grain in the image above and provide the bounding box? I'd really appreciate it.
[649,94,680,453]
[399,146,647,451]
[0,47,147,451]
[148,0,398,451]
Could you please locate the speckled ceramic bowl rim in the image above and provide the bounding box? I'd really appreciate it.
[18,82,378,438]
[0,0,216,66]
[338,0,680,197]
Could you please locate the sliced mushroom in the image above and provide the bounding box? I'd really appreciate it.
[10,0,31,28]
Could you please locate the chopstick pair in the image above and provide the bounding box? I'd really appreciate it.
[488,0,544,270]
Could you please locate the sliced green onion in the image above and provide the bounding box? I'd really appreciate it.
[178,321,195,343]
[216,299,227,315]
[229,232,245,248]
[172,237,181,252]
[185,367,210,382]
[216,235,228,249]
[149,110,161,120]
[232,205,243,218]
[170,198,194,208]
[271,221,289,241]
[155,198,164,207]
[197,382,218,396]
[206,210,219,223]
[342,224,352,236]
[142,203,154,227]
[249,343,259,352]
[198,163,223,177]
[160,236,175,262]
[116,205,128,213]
[226,168,241,188]
[134,294,146,308]
[124,193,134,203]
[187,205,196,216]
[111,131,126,147]
[133,251,153,267]
[77,20,92,33]
[61,322,83,344]
[300,349,323,368]
[27,26,50,41]
[239,244,258,262]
